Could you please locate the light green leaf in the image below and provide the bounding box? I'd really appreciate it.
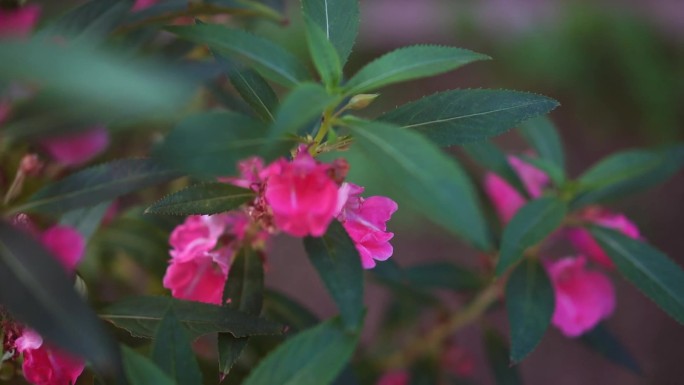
[301,0,359,65]
[303,15,342,88]
[270,83,338,139]
[591,226,684,324]
[379,89,559,146]
[243,317,359,385]
[152,309,203,385]
[145,183,254,215]
[60,201,111,240]
[168,24,310,87]
[506,259,554,363]
[464,141,530,199]
[518,116,565,172]
[346,118,492,250]
[496,197,567,275]
[517,154,566,186]
[216,54,279,122]
[121,346,175,385]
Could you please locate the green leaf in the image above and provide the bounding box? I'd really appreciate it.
[464,142,530,199]
[518,116,565,172]
[60,201,111,240]
[101,296,283,339]
[145,183,254,215]
[219,249,265,376]
[404,262,483,292]
[168,24,310,87]
[153,111,289,178]
[13,159,179,215]
[347,118,492,250]
[152,309,203,385]
[484,330,523,385]
[379,89,559,146]
[270,83,338,139]
[263,290,319,332]
[590,226,684,324]
[243,317,360,385]
[516,154,565,187]
[344,46,489,95]
[304,221,364,331]
[496,197,567,275]
[41,0,133,40]
[301,0,359,65]
[216,54,279,122]
[0,222,122,377]
[572,145,684,207]
[121,345,175,385]
[505,259,554,364]
[303,16,342,88]
[579,324,641,375]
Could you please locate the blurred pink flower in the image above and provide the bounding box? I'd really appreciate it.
[440,343,475,377]
[220,156,267,189]
[41,126,109,167]
[567,207,641,269]
[484,155,549,223]
[376,370,410,385]
[548,256,616,337]
[337,183,397,269]
[132,0,157,12]
[15,330,84,385]
[0,5,40,38]
[40,226,86,272]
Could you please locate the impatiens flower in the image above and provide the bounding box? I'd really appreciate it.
[484,155,549,223]
[376,370,409,385]
[219,156,267,189]
[15,330,84,385]
[337,183,398,269]
[163,255,227,304]
[547,256,616,337]
[567,207,641,269]
[0,5,40,38]
[40,226,86,272]
[264,149,341,237]
[41,125,109,167]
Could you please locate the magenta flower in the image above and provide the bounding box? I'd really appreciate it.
[219,156,267,189]
[336,183,398,269]
[40,226,86,272]
[41,126,109,167]
[0,5,40,38]
[132,0,157,11]
[484,155,549,223]
[567,207,641,269]
[14,330,84,385]
[547,256,616,337]
[376,370,410,385]
[163,255,227,304]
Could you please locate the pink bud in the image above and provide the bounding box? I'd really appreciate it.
[20,154,43,177]
[0,5,41,38]
[40,126,109,167]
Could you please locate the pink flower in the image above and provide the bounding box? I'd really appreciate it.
[41,125,109,167]
[567,207,641,269]
[484,155,549,223]
[40,226,85,272]
[440,344,475,377]
[376,371,409,385]
[264,150,341,237]
[132,0,157,12]
[163,255,227,304]
[337,183,398,269]
[547,256,616,337]
[15,330,84,385]
[220,156,267,189]
[0,5,40,38]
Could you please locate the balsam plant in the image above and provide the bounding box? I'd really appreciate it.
[0,0,682,384]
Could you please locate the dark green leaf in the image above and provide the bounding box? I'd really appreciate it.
[579,324,641,375]
[344,46,489,95]
[304,221,364,331]
[496,197,567,275]
[168,24,310,87]
[216,54,279,122]
[464,142,530,199]
[101,296,283,339]
[121,345,175,385]
[60,201,111,240]
[263,290,319,332]
[41,0,133,39]
[347,118,492,250]
[303,16,342,88]
[153,111,290,178]
[301,0,359,65]
[13,159,179,215]
[591,226,684,324]
[404,262,483,292]
[152,309,203,385]
[379,89,559,147]
[484,330,523,385]
[145,183,254,216]
[573,145,684,207]
[243,317,360,385]
[0,222,121,377]
[270,83,337,139]
[518,116,565,172]
[506,259,554,363]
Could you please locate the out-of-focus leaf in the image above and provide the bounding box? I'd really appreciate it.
[270,83,337,140]
[379,89,559,147]
[216,54,278,122]
[13,159,179,215]
[517,154,565,186]
[506,259,554,363]
[243,317,359,385]
[145,183,254,216]
[464,141,530,199]
[301,0,359,65]
[0,222,121,377]
[347,118,492,251]
[101,296,283,339]
[304,221,364,331]
[41,0,133,39]
[579,324,641,374]
[573,145,684,208]
[496,197,567,275]
[121,345,175,385]
[518,116,565,172]
[303,16,342,88]
[591,226,684,324]
[60,201,111,240]
[404,262,483,292]
[168,24,309,87]
[344,46,488,95]
[263,290,319,333]
[152,309,203,385]
[484,330,523,385]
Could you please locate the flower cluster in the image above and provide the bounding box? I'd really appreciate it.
[163,147,398,302]
[484,154,641,337]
